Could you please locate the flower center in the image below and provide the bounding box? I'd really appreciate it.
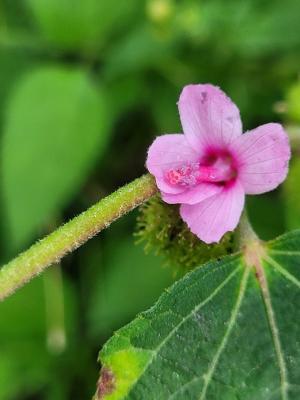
[166,152,237,187]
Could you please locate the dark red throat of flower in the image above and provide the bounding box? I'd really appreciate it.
[166,154,237,187]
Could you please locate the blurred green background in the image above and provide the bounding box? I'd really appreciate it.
[1,0,300,398]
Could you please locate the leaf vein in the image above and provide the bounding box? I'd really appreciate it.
[265,254,300,289]
[125,262,241,398]
[269,250,300,256]
[198,266,250,400]
[259,259,289,400]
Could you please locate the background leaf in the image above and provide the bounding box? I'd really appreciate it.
[103,24,173,80]
[96,230,300,399]
[25,0,140,52]
[85,236,174,338]
[1,66,110,252]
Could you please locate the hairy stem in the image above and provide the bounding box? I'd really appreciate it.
[0,174,157,302]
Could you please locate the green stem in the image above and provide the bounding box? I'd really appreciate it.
[43,264,66,354]
[235,210,259,250]
[0,174,157,302]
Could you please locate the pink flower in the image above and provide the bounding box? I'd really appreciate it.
[146,84,291,244]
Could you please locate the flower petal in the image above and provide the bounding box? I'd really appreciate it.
[178,84,242,151]
[161,182,222,205]
[232,123,291,194]
[146,134,199,194]
[180,181,245,244]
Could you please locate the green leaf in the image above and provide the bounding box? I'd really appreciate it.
[103,24,173,79]
[1,66,110,252]
[0,49,33,124]
[25,0,139,52]
[203,0,300,58]
[96,230,300,399]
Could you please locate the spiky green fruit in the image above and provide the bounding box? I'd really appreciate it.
[135,195,234,272]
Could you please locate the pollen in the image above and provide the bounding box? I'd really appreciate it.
[165,152,237,187]
[165,164,197,186]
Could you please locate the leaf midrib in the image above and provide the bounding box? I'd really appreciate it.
[259,255,289,400]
